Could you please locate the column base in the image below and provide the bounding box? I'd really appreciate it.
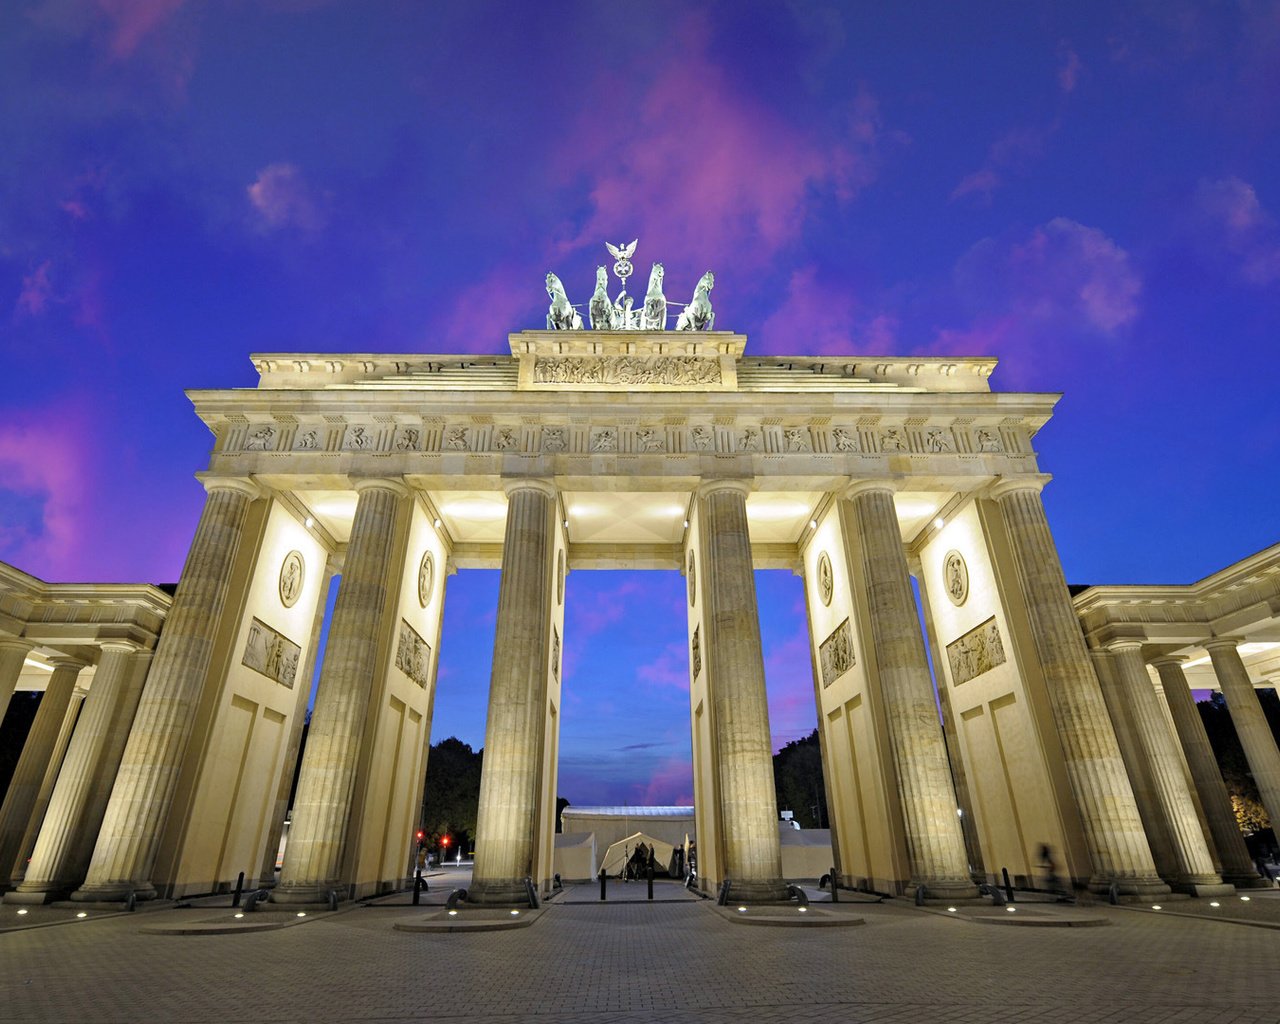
[1224,871,1272,889]
[722,878,792,904]
[70,881,157,903]
[911,879,982,902]
[1087,875,1170,898]
[466,878,535,906]
[3,889,58,905]
[1176,881,1235,898]
[269,881,346,905]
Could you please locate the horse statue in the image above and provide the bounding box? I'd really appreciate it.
[641,262,666,330]
[588,266,615,330]
[545,272,582,330]
[675,271,715,331]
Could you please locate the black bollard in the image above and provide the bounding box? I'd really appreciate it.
[413,869,423,906]
[232,871,245,908]
[830,866,839,903]
[1001,867,1015,903]
[647,865,654,901]
[599,868,607,902]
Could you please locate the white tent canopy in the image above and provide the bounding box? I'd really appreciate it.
[599,831,676,877]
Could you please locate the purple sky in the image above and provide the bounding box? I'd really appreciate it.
[3,3,1278,806]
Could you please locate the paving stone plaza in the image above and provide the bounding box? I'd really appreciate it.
[3,867,1280,1023]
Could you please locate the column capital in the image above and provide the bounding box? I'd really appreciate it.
[842,479,895,501]
[1103,638,1147,655]
[500,477,557,500]
[44,654,88,672]
[352,475,411,498]
[96,640,142,657]
[1149,654,1188,670]
[0,637,33,655]
[1203,636,1245,654]
[696,478,751,500]
[197,474,262,500]
[987,473,1052,501]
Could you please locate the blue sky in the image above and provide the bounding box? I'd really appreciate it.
[2,1,1277,803]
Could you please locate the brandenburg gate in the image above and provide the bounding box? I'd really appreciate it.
[1,253,1249,908]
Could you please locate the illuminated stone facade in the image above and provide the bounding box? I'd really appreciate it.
[3,329,1273,905]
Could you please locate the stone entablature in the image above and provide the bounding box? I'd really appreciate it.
[1075,542,1280,651]
[0,562,170,660]
[248,332,998,395]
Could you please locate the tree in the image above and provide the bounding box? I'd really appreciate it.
[1198,690,1280,836]
[773,729,828,829]
[419,737,483,855]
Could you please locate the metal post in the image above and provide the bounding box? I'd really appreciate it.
[232,871,245,908]
[598,868,607,901]
[1002,867,1015,903]
[830,866,839,903]
[647,865,654,901]
[413,869,423,905]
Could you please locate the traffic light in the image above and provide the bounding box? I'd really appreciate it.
[441,835,450,849]
[415,829,425,849]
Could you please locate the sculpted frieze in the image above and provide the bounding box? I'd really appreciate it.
[784,427,811,452]
[946,617,1006,685]
[493,427,520,451]
[294,428,320,450]
[925,428,954,453]
[245,425,276,451]
[343,425,374,450]
[444,426,470,451]
[533,355,722,387]
[832,428,861,452]
[976,428,1003,452]
[590,428,617,452]
[395,427,420,451]
[819,618,855,687]
[243,617,300,688]
[395,620,431,688]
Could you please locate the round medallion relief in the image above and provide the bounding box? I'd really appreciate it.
[417,551,435,608]
[943,550,969,607]
[687,551,697,607]
[557,550,565,605]
[817,551,834,606]
[279,550,304,608]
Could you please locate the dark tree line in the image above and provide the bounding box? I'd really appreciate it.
[773,729,828,829]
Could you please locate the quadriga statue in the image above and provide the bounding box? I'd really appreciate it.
[546,272,582,330]
[675,271,715,331]
[588,266,615,330]
[641,262,667,330]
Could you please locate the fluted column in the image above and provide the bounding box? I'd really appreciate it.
[10,686,86,884]
[274,478,409,904]
[844,482,977,900]
[1092,650,1179,882]
[698,480,786,903]
[1153,655,1266,889]
[1107,642,1230,895]
[991,479,1166,895]
[73,477,260,902]
[1205,638,1280,832]
[7,643,148,902]
[469,480,558,905]
[0,639,34,727]
[0,656,84,885]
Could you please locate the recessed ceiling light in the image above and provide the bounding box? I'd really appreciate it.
[433,517,442,528]
[304,516,314,528]
[933,517,944,529]
[809,519,817,529]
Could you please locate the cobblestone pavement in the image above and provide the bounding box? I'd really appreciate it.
[2,881,1279,1023]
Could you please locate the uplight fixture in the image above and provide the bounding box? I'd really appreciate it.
[234,912,244,919]
[16,909,27,916]
[1241,896,1252,902]
[76,912,87,918]
[296,912,306,918]
[1151,905,1162,911]
[947,907,957,913]
[1209,901,1220,907]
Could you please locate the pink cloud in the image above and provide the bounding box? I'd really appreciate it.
[93,0,185,59]
[635,642,690,692]
[758,267,901,356]
[1195,177,1280,285]
[1058,45,1083,93]
[15,261,54,317]
[632,755,693,806]
[247,163,326,231]
[0,408,94,579]
[434,265,539,353]
[951,125,1053,203]
[765,631,818,748]
[927,219,1141,383]
[557,14,890,271]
